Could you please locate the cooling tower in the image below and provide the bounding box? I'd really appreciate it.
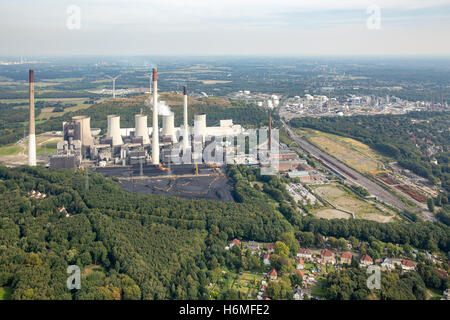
[194,114,206,143]
[72,116,94,146]
[135,114,150,145]
[183,86,189,149]
[28,70,36,166]
[106,115,123,146]
[152,68,159,164]
[162,113,175,140]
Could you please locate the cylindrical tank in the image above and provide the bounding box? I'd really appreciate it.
[106,115,123,146]
[72,115,93,146]
[194,114,206,143]
[135,114,150,144]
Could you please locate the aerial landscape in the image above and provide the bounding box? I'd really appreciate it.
[0,0,449,310]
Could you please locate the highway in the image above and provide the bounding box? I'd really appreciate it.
[281,119,410,212]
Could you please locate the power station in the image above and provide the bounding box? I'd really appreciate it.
[50,68,245,170]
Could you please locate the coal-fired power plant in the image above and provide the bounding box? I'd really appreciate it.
[28,70,36,166]
[51,69,244,170]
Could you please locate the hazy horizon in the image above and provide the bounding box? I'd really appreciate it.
[1,0,450,56]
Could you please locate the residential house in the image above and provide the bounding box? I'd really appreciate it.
[263,254,271,265]
[229,238,241,248]
[360,254,373,266]
[320,249,336,265]
[267,243,275,254]
[401,259,415,271]
[297,248,312,260]
[340,252,352,265]
[296,258,305,270]
[293,286,304,300]
[442,289,450,301]
[294,269,304,278]
[381,258,395,270]
[247,241,260,253]
[268,269,278,280]
[434,268,448,279]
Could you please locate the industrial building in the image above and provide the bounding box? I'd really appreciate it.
[50,69,246,170]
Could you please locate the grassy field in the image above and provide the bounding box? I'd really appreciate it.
[296,128,388,174]
[310,183,396,223]
[82,264,106,277]
[0,144,22,156]
[37,141,58,155]
[0,287,12,300]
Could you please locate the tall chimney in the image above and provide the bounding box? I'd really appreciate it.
[28,70,36,166]
[183,86,189,150]
[152,68,159,164]
[268,111,272,151]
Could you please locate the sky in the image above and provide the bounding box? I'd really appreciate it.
[1,0,450,56]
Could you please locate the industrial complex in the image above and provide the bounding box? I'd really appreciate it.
[47,68,245,172]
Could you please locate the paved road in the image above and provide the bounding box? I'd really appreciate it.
[281,119,410,212]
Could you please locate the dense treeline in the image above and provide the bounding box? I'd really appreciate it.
[0,165,291,299]
[0,164,448,300]
[324,267,429,300]
[228,165,450,254]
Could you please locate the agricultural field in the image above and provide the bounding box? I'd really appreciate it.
[296,128,388,174]
[310,183,397,223]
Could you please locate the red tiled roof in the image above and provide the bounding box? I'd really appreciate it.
[264,254,271,259]
[321,249,334,257]
[341,252,352,259]
[401,259,415,267]
[267,243,274,250]
[294,270,304,277]
[360,254,373,262]
[298,248,312,254]
[230,239,241,246]
[268,269,277,277]
[433,268,448,278]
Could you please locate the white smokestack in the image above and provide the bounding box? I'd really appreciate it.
[107,115,123,146]
[183,86,189,150]
[135,114,150,145]
[152,68,159,164]
[28,70,36,166]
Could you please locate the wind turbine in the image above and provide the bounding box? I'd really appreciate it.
[106,74,121,99]
[144,73,153,94]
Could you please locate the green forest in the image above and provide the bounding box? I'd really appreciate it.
[0,165,449,299]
